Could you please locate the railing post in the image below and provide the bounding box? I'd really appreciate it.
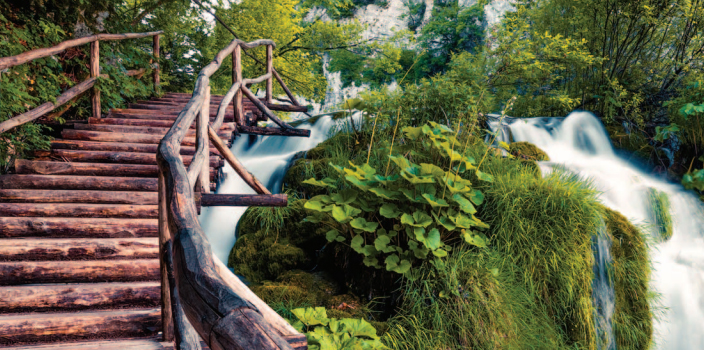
[158,171,174,342]
[153,34,160,95]
[233,44,244,126]
[90,40,101,119]
[266,44,273,104]
[198,86,211,193]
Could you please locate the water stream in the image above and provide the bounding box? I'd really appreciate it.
[492,111,704,350]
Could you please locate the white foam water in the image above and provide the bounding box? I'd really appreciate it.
[491,111,704,349]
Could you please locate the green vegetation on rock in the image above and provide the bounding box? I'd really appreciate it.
[647,188,673,241]
[509,141,550,161]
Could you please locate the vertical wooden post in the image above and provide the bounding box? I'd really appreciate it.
[198,87,211,194]
[266,44,273,104]
[233,44,244,126]
[153,34,160,95]
[90,40,101,119]
[158,172,174,342]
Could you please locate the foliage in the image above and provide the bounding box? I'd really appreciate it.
[401,0,426,32]
[603,207,653,350]
[646,188,673,241]
[289,307,388,350]
[303,122,493,276]
[509,141,549,161]
[384,248,568,349]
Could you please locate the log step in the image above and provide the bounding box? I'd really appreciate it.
[0,203,157,218]
[0,308,161,345]
[15,159,217,179]
[0,174,216,192]
[108,112,231,121]
[3,336,168,350]
[50,140,218,156]
[0,282,160,313]
[0,217,157,238]
[0,238,158,261]
[35,149,223,167]
[0,189,158,205]
[0,259,159,285]
[88,117,235,130]
[61,129,231,148]
[74,123,233,138]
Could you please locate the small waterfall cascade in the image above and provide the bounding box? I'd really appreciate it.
[592,220,616,350]
[198,113,358,267]
[490,111,704,349]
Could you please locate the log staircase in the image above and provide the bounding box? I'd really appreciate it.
[0,93,246,349]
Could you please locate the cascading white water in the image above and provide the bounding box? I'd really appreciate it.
[492,111,704,350]
[198,114,356,267]
[592,221,616,350]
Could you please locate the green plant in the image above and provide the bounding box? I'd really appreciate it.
[289,307,388,350]
[303,122,492,276]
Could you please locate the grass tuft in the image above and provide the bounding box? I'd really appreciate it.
[646,188,673,241]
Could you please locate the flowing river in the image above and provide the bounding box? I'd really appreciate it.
[202,110,703,349]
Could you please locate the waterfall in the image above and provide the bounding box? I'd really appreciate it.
[198,113,358,267]
[592,221,616,350]
[491,111,704,349]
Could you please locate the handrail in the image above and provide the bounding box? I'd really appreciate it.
[156,37,307,349]
[0,31,162,134]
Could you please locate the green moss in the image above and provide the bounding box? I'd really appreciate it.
[481,168,601,349]
[647,188,673,240]
[603,207,653,350]
[509,141,550,161]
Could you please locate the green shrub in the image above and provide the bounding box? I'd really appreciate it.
[509,141,550,161]
[289,307,388,350]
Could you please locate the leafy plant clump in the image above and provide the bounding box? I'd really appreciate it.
[303,122,493,276]
[290,307,388,350]
[646,188,673,240]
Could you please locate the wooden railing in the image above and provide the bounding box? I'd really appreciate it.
[156,38,310,350]
[0,31,162,134]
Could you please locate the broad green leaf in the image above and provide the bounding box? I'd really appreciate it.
[331,189,357,204]
[372,174,400,185]
[369,187,399,199]
[385,254,412,274]
[408,240,429,259]
[400,188,427,203]
[331,204,362,223]
[336,318,379,339]
[304,200,330,212]
[432,248,448,257]
[403,126,423,140]
[388,155,411,170]
[291,307,329,327]
[363,256,380,268]
[379,203,402,218]
[310,195,332,203]
[374,235,391,252]
[350,217,378,232]
[463,230,489,248]
[468,189,484,205]
[345,175,373,191]
[326,229,341,242]
[350,235,364,252]
[422,193,449,207]
[303,177,336,188]
[433,212,456,230]
[420,163,445,177]
[475,170,494,182]
[412,211,433,227]
[452,193,477,214]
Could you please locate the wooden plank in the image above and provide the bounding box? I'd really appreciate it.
[91,40,101,119]
[0,238,158,261]
[266,44,273,104]
[158,172,174,342]
[15,159,218,178]
[0,260,159,285]
[0,217,157,238]
[238,125,310,137]
[38,149,223,168]
[0,203,157,218]
[234,43,244,126]
[50,140,219,156]
[154,34,160,93]
[266,103,308,113]
[241,85,294,130]
[89,117,235,130]
[200,194,287,207]
[61,129,229,147]
[273,68,301,106]
[74,123,234,137]
[0,308,161,345]
[0,174,158,191]
[0,189,158,204]
[0,336,168,350]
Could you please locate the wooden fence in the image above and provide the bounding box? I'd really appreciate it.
[156,37,309,349]
[0,31,163,133]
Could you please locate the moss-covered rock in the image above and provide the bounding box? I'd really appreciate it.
[604,207,652,350]
[647,188,673,240]
[509,141,550,161]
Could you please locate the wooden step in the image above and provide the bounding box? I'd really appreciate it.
[0,282,160,313]
[111,108,232,116]
[61,130,229,148]
[0,189,157,204]
[0,175,158,191]
[0,308,160,345]
[36,150,223,167]
[0,203,157,218]
[74,123,233,138]
[3,336,168,350]
[88,117,235,130]
[15,159,217,179]
[50,140,216,156]
[0,238,158,261]
[0,217,157,238]
[0,259,159,285]
[108,112,231,121]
